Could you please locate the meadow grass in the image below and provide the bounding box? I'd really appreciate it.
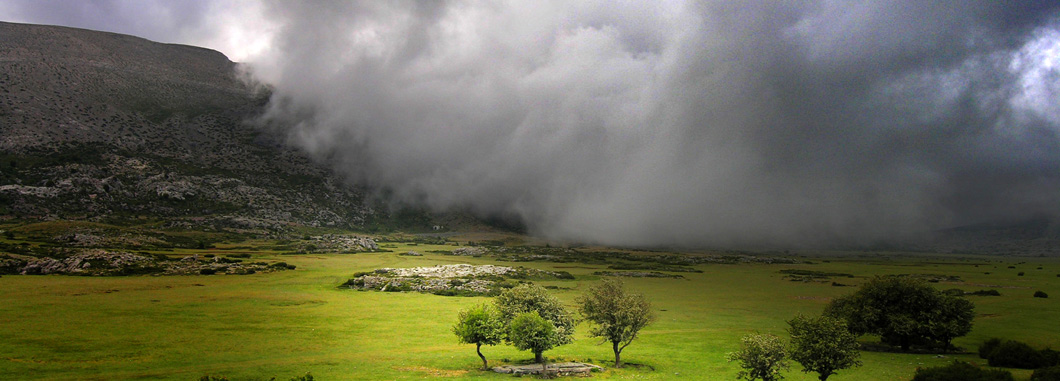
[1,243,1057,380]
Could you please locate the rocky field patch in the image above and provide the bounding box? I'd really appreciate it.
[340,264,574,296]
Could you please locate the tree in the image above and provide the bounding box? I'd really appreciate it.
[453,303,505,370]
[578,279,655,367]
[727,333,789,381]
[928,296,975,351]
[824,276,974,351]
[509,311,558,374]
[787,315,861,381]
[494,284,576,363]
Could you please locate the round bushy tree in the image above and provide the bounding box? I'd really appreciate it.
[494,283,575,362]
[824,276,974,351]
[453,303,505,370]
[509,311,558,373]
[727,333,789,381]
[578,279,655,368]
[787,315,861,381]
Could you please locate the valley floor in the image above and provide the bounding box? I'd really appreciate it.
[1,237,1058,380]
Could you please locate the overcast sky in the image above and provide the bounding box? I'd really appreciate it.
[3,1,1060,247]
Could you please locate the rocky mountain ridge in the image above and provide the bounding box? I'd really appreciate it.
[0,21,373,231]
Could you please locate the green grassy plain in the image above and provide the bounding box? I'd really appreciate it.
[1,240,1058,380]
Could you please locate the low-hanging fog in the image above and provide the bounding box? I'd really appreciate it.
[240,1,1060,247]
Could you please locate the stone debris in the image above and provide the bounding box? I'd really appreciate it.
[377,264,513,278]
[1,250,293,276]
[342,264,573,296]
[298,234,378,253]
[492,362,603,376]
[450,247,486,256]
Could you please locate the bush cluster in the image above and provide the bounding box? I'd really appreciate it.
[979,338,1060,369]
[911,361,1013,381]
[1033,366,1060,381]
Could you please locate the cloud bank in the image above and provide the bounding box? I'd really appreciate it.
[5,1,1059,247]
[247,1,1060,247]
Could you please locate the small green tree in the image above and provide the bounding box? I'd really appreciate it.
[787,315,861,381]
[578,279,655,367]
[494,284,576,363]
[727,333,789,381]
[509,311,558,374]
[453,303,505,370]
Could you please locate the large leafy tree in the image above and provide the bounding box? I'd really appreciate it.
[787,315,861,381]
[727,333,790,381]
[928,296,975,351]
[578,279,655,367]
[494,284,576,363]
[824,276,974,351]
[508,312,559,374]
[453,303,505,370]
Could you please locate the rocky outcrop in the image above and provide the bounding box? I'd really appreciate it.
[1,250,293,276]
[449,247,486,256]
[492,362,603,376]
[377,264,513,278]
[0,21,373,230]
[341,264,574,296]
[296,235,378,253]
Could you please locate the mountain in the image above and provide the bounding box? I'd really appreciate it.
[0,21,374,232]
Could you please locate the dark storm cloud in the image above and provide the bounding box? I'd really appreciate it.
[247,0,1060,247]
[7,1,1059,247]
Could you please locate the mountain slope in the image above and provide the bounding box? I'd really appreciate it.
[0,21,372,231]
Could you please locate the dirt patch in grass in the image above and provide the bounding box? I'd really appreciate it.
[395,366,469,377]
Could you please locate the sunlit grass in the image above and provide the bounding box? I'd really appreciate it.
[0,245,1056,380]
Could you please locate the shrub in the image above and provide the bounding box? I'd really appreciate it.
[911,361,1013,381]
[1035,291,1049,298]
[554,270,575,280]
[289,373,314,381]
[988,340,1047,369]
[943,288,964,296]
[1044,349,1060,368]
[1018,272,1026,276]
[1033,366,1060,381]
[980,338,1003,359]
